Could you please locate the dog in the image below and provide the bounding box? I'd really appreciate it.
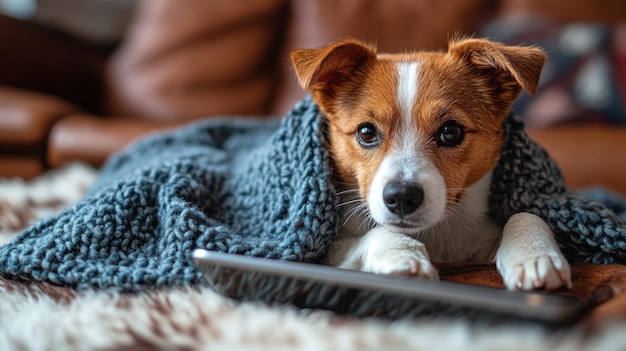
[290,37,572,291]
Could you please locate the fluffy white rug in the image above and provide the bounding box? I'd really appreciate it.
[0,164,625,350]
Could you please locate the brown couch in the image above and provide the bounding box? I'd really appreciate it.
[1,0,626,194]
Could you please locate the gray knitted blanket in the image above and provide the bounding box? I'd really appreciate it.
[0,96,624,291]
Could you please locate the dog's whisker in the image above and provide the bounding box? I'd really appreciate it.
[337,199,364,207]
[342,202,368,226]
[336,188,361,197]
[445,203,465,220]
[357,206,375,232]
[343,202,374,231]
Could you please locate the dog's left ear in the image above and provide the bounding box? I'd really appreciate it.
[449,38,546,97]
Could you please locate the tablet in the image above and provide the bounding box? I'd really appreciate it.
[192,249,586,325]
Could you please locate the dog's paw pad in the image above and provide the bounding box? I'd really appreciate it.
[502,254,572,291]
[366,250,439,280]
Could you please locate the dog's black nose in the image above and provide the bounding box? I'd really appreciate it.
[382,183,424,215]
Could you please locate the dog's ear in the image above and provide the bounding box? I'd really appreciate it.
[291,39,377,97]
[448,38,546,98]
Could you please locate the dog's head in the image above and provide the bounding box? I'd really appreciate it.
[291,38,545,233]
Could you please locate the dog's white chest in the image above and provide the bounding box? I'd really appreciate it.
[415,198,502,262]
[333,173,502,264]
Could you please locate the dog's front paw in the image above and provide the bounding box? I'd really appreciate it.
[365,249,439,280]
[498,253,572,290]
[497,213,573,291]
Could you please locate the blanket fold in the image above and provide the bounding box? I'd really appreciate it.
[0,96,625,292]
[489,116,626,263]
[0,97,338,291]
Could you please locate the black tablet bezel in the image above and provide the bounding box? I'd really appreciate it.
[192,249,585,323]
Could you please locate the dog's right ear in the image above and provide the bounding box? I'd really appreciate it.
[290,39,377,98]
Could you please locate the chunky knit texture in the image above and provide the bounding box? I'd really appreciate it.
[0,96,624,291]
[490,116,626,264]
[0,97,338,291]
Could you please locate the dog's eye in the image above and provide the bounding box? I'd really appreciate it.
[356,123,380,147]
[437,121,465,147]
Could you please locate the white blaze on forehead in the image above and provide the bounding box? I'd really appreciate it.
[393,61,422,160]
[396,61,420,128]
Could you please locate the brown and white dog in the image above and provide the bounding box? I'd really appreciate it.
[290,38,572,290]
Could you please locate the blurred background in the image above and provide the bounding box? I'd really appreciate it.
[0,0,624,195]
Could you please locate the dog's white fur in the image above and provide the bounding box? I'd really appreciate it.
[327,61,572,290]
